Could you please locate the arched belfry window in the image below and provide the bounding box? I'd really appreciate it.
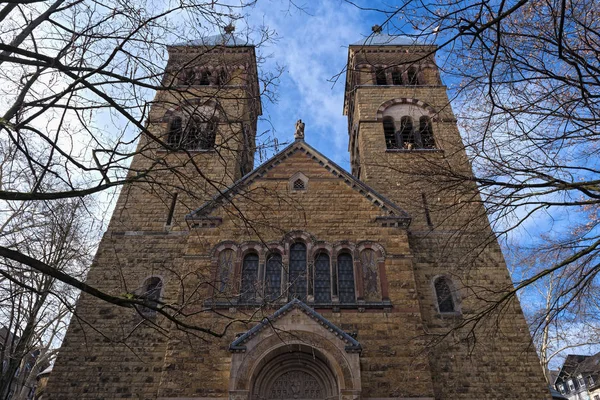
[400,116,414,148]
[375,68,387,85]
[434,276,457,313]
[391,69,403,85]
[241,253,259,302]
[419,116,435,149]
[289,243,307,301]
[314,252,331,303]
[383,117,397,149]
[265,253,282,301]
[168,117,183,147]
[185,118,217,150]
[337,253,355,303]
[407,67,419,85]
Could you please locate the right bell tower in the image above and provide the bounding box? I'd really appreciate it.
[344,34,552,399]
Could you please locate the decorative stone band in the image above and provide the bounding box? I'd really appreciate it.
[375,216,411,229]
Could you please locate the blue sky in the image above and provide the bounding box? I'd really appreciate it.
[243,1,384,168]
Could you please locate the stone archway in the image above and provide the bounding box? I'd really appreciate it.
[251,349,338,400]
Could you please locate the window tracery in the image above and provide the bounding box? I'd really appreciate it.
[241,253,259,302]
[289,243,308,301]
[337,253,355,304]
[314,252,331,303]
[265,253,283,301]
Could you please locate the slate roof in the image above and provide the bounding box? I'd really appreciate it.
[186,139,411,225]
[351,34,428,46]
[229,298,362,353]
[172,33,252,47]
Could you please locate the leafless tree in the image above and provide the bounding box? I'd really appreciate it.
[0,0,285,344]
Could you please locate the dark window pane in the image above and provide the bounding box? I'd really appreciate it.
[241,253,259,302]
[314,253,331,303]
[199,70,211,85]
[217,249,234,294]
[391,70,403,85]
[337,253,355,303]
[375,68,387,85]
[383,117,397,149]
[407,67,419,85]
[265,254,282,301]
[400,117,414,148]
[435,277,455,312]
[419,116,435,149]
[289,243,307,301]
[168,117,183,147]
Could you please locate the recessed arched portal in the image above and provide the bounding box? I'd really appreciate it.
[251,346,338,400]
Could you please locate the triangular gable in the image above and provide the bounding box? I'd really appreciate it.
[229,298,362,353]
[185,139,410,227]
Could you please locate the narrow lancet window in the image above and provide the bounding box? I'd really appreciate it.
[383,117,397,149]
[337,253,355,303]
[314,252,331,303]
[241,253,259,302]
[265,253,282,301]
[289,243,307,301]
[434,276,456,313]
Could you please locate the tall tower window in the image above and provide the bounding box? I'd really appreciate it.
[375,68,387,85]
[289,243,307,301]
[407,67,419,85]
[198,70,211,85]
[241,253,259,302]
[265,253,282,301]
[218,68,229,86]
[419,116,435,149]
[168,117,183,147]
[391,70,403,85]
[383,117,397,149]
[314,252,331,303]
[179,118,217,150]
[337,253,355,303]
[399,116,415,148]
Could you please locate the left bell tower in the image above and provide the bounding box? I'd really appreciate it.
[109,33,261,232]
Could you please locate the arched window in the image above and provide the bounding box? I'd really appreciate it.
[168,117,183,147]
[383,117,397,149]
[293,179,306,190]
[265,253,282,301]
[375,68,387,85]
[184,118,216,150]
[360,249,381,301]
[407,67,419,85]
[198,70,211,85]
[314,252,331,303]
[434,276,456,313]
[337,253,355,303]
[289,243,307,301]
[180,68,195,85]
[419,116,435,148]
[139,277,162,315]
[217,249,235,294]
[241,253,259,302]
[218,68,229,86]
[400,116,414,148]
[391,69,403,85]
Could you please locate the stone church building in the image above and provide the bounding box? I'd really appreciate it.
[46,33,552,399]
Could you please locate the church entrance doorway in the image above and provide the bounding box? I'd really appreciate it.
[251,348,338,400]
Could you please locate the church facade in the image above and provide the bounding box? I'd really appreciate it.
[45,34,552,399]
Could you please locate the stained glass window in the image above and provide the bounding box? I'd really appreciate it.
[265,253,282,301]
[434,277,455,313]
[289,243,307,301]
[337,253,355,303]
[314,252,331,303]
[241,253,259,302]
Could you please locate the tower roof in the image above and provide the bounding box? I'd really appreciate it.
[351,34,426,46]
[172,33,252,47]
